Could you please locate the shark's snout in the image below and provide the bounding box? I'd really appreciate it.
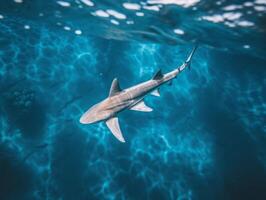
[79,115,89,124]
[80,105,113,124]
[79,111,99,124]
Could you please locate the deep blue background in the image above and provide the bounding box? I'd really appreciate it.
[0,0,266,200]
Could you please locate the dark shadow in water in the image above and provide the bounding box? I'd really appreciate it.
[1,84,46,139]
[51,124,99,200]
[196,85,266,200]
[0,146,35,200]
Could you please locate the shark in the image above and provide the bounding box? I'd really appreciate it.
[80,46,197,143]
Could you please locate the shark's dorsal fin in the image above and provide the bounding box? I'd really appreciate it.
[130,101,153,112]
[152,69,163,80]
[106,117,125,143]
[109,78,122,97]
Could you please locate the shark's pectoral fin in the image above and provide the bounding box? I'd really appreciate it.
[106,117,125,143]
[130,101,153,112]
[151,89,160,97]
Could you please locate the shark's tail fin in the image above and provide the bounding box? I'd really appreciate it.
[179,45,198,72]
[185,44,198,70]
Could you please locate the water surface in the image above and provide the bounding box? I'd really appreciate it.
[0,0,266,200]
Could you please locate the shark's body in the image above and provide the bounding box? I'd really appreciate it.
[80,46,197,142]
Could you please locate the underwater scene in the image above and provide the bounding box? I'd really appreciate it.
[0,0,266,199]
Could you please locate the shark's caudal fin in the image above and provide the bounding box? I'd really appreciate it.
[179,45,198,71]
[185,45,198,70]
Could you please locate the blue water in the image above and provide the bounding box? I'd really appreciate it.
[0,0,266,200]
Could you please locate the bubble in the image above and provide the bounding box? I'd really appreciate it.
[147,0,200,8]
[143,5,160,11]
[93,10,109,18]
[223,5,243,11]
[123,3,141,10]
[254,6,266,11]
[174,29,185,35]
[126,20,134,25]
[57,1,71,7]
[110,19,119,25]
[255,0,266,5]
[64,26,71,31]
[14,0,23,3]
[136,12,144,17]
[24,25,30,30]
[237,20,254,27]
[75,30,82,35]
[106,9,127,19]
[80,0,94,7]
[244,2,253,7]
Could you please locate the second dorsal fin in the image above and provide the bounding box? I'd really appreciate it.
[109,78,122,97]
[152,69,163,80]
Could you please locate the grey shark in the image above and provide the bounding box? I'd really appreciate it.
[80,46,197,142]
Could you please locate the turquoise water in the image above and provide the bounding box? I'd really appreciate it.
[0,0,266,200]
